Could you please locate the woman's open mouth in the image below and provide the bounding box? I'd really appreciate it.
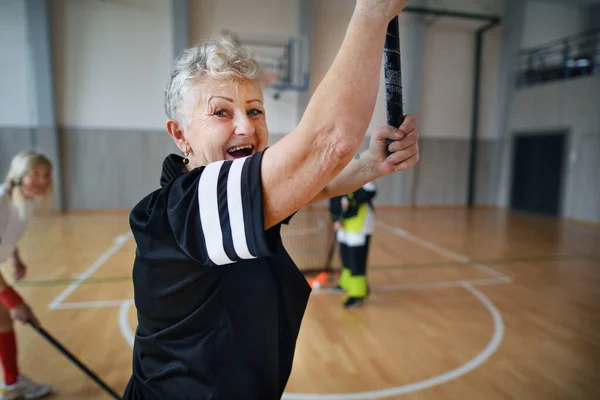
[226,144,254,159]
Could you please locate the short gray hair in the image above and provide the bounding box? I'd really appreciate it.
[164,38,264,124]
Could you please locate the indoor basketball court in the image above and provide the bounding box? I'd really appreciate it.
[10,206,600,399]
[1,0,599,399]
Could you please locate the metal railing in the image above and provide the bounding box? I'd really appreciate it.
[516,28,600,88]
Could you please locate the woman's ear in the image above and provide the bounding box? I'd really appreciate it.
[166,119,188,153]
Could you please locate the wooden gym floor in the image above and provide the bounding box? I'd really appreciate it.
[3,208,600,399]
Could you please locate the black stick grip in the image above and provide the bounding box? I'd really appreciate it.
[28,322,122,400]
[384,16,404,157]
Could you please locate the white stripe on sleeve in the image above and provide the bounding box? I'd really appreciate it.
[227,157,255,259]
[198,161,234,265]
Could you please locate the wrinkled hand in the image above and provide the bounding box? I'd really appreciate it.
[12,262,27,282]
[368,115,419,174]
[356,0,409,20]
[10,302,40,328]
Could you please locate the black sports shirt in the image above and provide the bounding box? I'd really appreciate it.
[123,150,311,400]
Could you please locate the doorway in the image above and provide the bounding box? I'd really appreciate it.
[510,132,567,216]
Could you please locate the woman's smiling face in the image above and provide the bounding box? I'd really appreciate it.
[169,78,269,168]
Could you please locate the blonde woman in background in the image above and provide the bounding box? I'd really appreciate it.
[0,151,53,400]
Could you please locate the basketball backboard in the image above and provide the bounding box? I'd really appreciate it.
[221,30,310,96]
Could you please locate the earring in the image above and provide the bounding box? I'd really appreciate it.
[183,151,189,165]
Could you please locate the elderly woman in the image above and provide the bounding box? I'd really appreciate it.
[0,151,53,400]
[124,0,418,399]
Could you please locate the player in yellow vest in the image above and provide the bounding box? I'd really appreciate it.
[329,182,376,308]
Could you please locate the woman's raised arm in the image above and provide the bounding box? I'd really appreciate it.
[260,0,408,229]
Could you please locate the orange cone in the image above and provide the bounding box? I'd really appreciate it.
[308,272,329,289]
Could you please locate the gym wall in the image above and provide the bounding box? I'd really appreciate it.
[495,0,599,223]
[52,0,177,209]
[1,0,596,221]
[521,1,589,49]
[0,0,32,176]
[310,0,504,207]
[502,77,600,223]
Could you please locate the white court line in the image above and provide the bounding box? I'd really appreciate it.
[376,221,512,282]
[48,232,132,309]
[115,280,505,400]
[53,300,129,309]
[60,276,510,309]
[58,276,510,310]
[471,263,512,282]
[281,282,505,400]
[61,218,509,398]
[377,221,470,263]
[312,277,508,295]
[120,300,135,347]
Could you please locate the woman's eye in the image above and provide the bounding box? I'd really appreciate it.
[248,109,263,117]
[214,109,229,117]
